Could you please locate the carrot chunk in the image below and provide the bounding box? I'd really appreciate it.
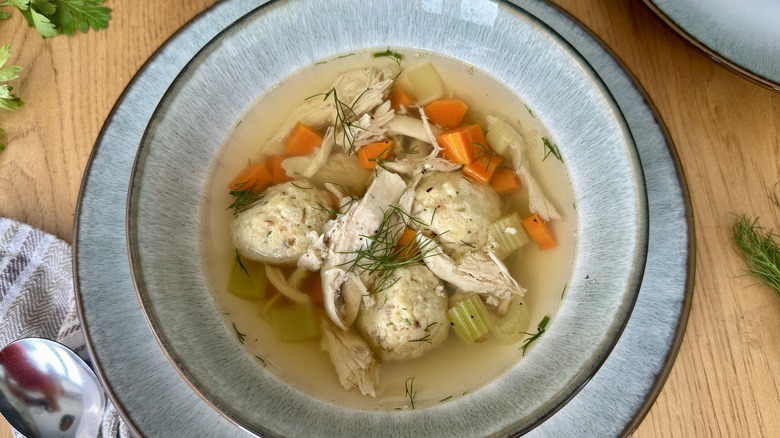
[228,162,272,192]
[490,167,522,195]
[522,213,557,250]
[357,140,394,169]
[436,124,487,164]
[462,153,503,184]
[284,122,323,156]
[423,98,469,129]
[266,154,291,185]
[390,84,415,112]
[394,227,420,261]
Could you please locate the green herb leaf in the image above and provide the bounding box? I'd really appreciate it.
[732,214,780,301]
[542,137,563,163]
[5,0,110,37]
[519,315,550,355]
[0,85,24,110]
[227,181,266,216]
[0,44,22,80]
[234,249,249,276]
[372,48,404,63]
[232,322,247,344]
[53,0,111,35]
[31,0,56,16]
[341,205,444,294]
[404,376,417,409]
[2,0,29,11]
[28,5,57,37]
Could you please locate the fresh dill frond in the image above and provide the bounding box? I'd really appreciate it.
[314,202,341,216]
[290,181,310,190]
[227,181,265,216]
[234,250,248,276]
[410,322,437,344]
[233,323,247,344]
[520,315,550,355]
[369,145,395,171]
[732,214,780,301]
[371,48,404,83]
[340,205,443,293]
[372,48,404,64]
[316,182,359,215]
[525,104,534,117]
[542,137,563,163]
[439,395,453,403]
[309,87,369,154]
[770,184,780,210]
[405,376,417,409]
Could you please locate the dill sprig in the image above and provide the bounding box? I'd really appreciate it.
[542,137,563,162]
[732,214,780,301]
[410,322,437,344]
[340,205,442,293]
[371,48,404,85]
[232,323,247,344]
[309,87,368,154]
[472,141,496,169]
[372,48,404,64]
[520,315,550,355]
[234,250,248,276]
[314,182,360,216]
[227,181,265,216]
[369,145,395,171]
[404,376,417,409]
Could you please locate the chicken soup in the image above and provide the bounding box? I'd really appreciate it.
[202,50,577,410]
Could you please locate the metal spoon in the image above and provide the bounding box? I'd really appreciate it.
[0,338,105,438]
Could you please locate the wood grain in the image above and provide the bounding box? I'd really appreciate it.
[1,0,779,436]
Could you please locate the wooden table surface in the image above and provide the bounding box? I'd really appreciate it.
[1,0,778,436]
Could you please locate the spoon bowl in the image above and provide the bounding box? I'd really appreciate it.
[0,338,104,438]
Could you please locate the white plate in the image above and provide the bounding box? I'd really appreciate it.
[74,1,693,436]
[644,0,780,90]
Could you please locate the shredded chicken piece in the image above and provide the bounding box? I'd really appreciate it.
[385,114,436,143]
[264,68,395,155]
[320,317,379,397]
[350,100,396,150]
[418,106,443,158]
[418,235,524,311]
[320,170,408,329]
[486,115,561,221]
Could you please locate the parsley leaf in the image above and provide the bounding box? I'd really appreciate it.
[0,45,23,112]
[2,0,111,37]
[27,5,57,37]
[53,0,111,35]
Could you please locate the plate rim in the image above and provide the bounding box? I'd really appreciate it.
[73,1,694,436]
[124,0,649,435]
[642,0,780,92]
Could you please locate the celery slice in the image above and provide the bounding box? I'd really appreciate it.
[448,294,493,343]
[227,256,267,300]
[490,296,532,345]
[271,302,321,342]
[488,213,529,257]
[485,118,521,156]
[406,62,444,106]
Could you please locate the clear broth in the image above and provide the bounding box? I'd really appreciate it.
[201,50,577,410]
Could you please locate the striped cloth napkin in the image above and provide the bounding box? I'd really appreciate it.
[0,218,131,437]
